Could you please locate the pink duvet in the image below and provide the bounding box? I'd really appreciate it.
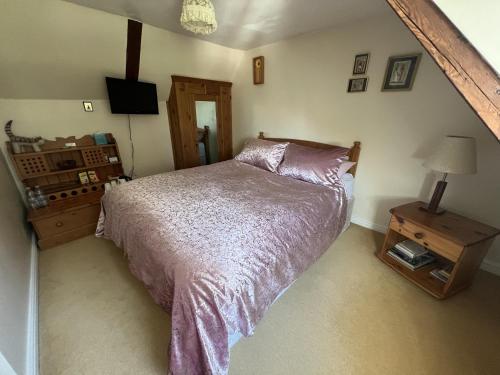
[96,160,347,374]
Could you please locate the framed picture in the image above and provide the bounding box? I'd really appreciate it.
[83,101,94,112]
[382,54,421,91]
[353,53,369,75]
[347,78,368,93]
[253,56,264,85]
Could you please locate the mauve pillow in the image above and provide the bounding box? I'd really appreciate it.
[278,143,351,187]
[338,161,357,177]
[235,138,289,172]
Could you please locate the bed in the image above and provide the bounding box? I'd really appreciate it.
[96,134,361,375]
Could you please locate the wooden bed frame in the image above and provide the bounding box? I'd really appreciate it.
[258,132,361,177]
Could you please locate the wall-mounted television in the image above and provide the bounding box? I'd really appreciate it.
[105,77,159,114]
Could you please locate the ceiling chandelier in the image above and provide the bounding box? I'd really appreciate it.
[180,0,218,35]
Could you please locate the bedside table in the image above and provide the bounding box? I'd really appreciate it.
[377,201,500,299]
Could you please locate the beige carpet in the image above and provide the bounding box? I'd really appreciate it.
[39,225,500,375]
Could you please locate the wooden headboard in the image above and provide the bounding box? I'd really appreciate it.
[258,132,361,177]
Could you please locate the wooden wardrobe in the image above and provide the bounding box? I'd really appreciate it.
[167,76,233,170]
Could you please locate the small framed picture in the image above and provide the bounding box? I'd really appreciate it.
[78,171,90,185]
[382,54,421,91]
[253,56,264,85]
[87,170,100,183]
[347,78,368,93]
[353,53,370,75]
[83,101,94,112]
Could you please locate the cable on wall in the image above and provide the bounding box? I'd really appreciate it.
[127,114,135,178]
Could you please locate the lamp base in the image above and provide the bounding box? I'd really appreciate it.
[419,205,446,215]
[420,179,448,215]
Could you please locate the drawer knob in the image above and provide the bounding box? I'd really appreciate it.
[414,232,424,239]
[55,221,63,227]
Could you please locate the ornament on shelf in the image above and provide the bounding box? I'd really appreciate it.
[4,120,45,153]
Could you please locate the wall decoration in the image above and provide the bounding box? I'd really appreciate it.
[4,120,45,153]
[253,56,264,85]
[347,78,368,93]
[83,101,94,112]
[382,54,421,91]
[353,53,370,75]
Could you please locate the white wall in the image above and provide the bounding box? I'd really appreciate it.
[0,0,243,177]
[434,0,500,73]
[0,152,33,375]
[0,0,243,101]
[232,14,500,270]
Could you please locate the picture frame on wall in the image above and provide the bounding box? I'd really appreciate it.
[353,53,370,75]
[83,101,94,112]
[253,56,264,85]
[347,77,368,93]
[382,54,421,91]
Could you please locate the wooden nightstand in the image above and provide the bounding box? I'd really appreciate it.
[377,201,500,299]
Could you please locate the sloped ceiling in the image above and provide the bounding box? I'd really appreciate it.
[63,0,389,50]
[385,0,499,140]
[433,0,500,74]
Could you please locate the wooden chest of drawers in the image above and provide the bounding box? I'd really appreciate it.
[29,194,102,250]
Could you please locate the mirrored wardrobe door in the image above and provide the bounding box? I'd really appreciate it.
[195,100,218,165]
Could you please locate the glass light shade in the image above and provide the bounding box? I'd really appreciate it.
[180,0,218,35]
[423,135,477,174]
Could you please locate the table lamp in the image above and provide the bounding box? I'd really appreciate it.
[422,135,477,214]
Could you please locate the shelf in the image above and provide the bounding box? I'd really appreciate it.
[23,162,122,179]
[12,143,118,158]
[379,250,447,299]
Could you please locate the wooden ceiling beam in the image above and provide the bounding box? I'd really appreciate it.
[126,19,142,81]
[385,0,500,141]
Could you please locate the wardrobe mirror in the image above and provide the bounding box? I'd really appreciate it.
[195,100,218,165]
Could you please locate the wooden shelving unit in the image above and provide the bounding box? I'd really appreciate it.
[7,134,124,249]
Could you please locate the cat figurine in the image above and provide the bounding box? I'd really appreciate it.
[4,120,45,153]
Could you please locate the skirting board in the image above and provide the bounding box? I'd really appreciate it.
[350,216,500,276]
[351,216,387,234]
[27,233,39,375]
[480,259,500,277]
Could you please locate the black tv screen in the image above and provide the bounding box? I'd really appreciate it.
[105,77,159,114]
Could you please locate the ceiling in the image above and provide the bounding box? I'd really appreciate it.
[63,0,389,50]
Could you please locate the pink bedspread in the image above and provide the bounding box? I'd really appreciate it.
[96,160,347,374]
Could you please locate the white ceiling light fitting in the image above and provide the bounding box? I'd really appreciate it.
[180,0,218,35]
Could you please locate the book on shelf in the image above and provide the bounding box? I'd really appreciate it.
[387,247,435,271]
[430,268,449,283]
[430,266,452,283]
[440,269,451,279]
[394,239,428,259]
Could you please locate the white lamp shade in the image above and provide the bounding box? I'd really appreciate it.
[180,0,218,35]
[423,136,477,174]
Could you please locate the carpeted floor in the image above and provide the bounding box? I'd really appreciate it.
[39,224,500,375]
